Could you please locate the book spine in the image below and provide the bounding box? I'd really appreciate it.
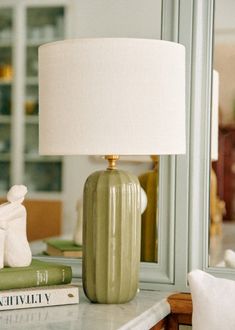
[0,286,79,311]
[0,265,72,290]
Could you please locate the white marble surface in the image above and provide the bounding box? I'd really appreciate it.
[0,287,171,330]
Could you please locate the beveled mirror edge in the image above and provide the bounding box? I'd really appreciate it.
[179,0,235,280]
[187,0,214,274]
[205,1,235,279]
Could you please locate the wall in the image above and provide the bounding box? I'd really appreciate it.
[215,0,235,35]
[214,0,235,124]
[63,0,162,235]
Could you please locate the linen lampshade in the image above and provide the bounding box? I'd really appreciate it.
[211,70,219,161]
[39,38,185,155]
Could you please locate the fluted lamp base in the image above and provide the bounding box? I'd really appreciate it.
[82,155,141,304]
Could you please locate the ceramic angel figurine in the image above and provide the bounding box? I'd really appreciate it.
[0,185,32,269]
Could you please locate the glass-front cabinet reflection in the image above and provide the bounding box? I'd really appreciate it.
[0,3,67,196]
[24,6,65,193]
[0,8,12,191]
[0,1,71,243]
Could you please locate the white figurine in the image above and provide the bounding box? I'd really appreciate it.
[140,187,148,214]
[0,185,32,269]
[224,249,235,268]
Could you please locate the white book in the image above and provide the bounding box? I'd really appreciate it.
[0,285,79,311]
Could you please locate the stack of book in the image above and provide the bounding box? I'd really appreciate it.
[0,259,79,311]
[44,239,82,258]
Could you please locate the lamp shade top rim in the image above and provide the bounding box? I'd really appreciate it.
[39,37,185,51]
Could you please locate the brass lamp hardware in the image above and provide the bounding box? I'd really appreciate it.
[151,155,159,171]
[105,155,120,170]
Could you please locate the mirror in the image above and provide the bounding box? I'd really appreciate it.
[0,1,162,264]
[209,0,235,268]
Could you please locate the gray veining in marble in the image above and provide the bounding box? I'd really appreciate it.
[0,288,171,330]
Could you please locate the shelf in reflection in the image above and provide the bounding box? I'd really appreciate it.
[0,41,12,48]
[0,115,11,123]
[25,115,38,124]
[26,77,38,85]
[0,153,10,161]
[0,79,12,85]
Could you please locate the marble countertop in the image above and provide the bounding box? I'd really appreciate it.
[0,287,171,330]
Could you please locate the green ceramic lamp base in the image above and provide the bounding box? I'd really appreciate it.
[82,167,141,304]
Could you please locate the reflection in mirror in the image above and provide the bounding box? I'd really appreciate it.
[0,1,162,263]
[29,156,157,262]
[209,0,235,267]
[139,156,159,262]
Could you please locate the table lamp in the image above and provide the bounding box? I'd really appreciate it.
[39,38,185,304]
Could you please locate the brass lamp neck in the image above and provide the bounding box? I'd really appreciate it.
[151,155,159,171]
[105,155,120,170]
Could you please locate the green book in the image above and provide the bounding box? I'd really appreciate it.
[0,259,72,291]
[44,239,82,258]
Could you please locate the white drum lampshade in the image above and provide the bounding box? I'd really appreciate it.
[39,38,186,304]
[39,38,185,156]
